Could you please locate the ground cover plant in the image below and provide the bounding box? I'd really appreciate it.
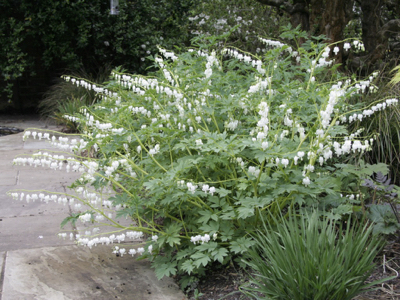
[242,210,392,300]
[39,66,112,132]
[8,28,400,292]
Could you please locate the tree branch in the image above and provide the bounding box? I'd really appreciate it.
[255,0,289,9]
[255,0,308,14]
[380,19,400,39]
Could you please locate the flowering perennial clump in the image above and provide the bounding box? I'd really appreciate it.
[8,30,399,285]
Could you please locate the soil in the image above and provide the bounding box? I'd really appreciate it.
[184,264,252,300]
[183,237,400,300]
[354,238,400,300]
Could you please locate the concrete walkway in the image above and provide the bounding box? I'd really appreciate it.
[0,116,185,300]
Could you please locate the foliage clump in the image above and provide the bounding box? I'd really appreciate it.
[242,210,392,300]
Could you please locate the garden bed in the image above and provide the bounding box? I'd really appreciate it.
[184,238,400,300]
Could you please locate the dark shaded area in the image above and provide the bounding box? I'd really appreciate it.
[256,0,400,72]
[0,126,23,137]
[0,0,194,113]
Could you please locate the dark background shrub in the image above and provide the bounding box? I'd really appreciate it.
[0,0,194,113]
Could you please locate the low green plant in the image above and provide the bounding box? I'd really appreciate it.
[363,172,400,235]
[52,96,87,132]
[390,65,400,86]
[241,210,393,300]
[193,289,204,299]
[39,66,111,131]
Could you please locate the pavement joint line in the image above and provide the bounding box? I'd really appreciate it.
[0,251,7,300]
[15,170,19,185]
[62,184,79,235]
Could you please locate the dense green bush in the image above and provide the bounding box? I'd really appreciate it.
[0,0,194,105]
[9,30,400,288]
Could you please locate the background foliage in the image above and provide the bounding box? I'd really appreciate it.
[0,0,194,111]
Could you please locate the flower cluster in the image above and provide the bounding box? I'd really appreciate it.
[204,51,219,78]
[320,84,346,128]
[188,9,256,39]
[78,231,143,250]
[23,131,50,141]
[190,233,217,245]
[201,184,216,195]
[9,191,74,206]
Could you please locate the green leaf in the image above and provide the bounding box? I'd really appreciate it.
[369,204,393,223]
[272,184,301,197]
[164,223,182,247]
[155,263,177,280]
[372,223,400,235]
[191,252,211,268]
[199,220,220,232]
[60,212,81,229]
[212,247,229,263]
[331,204,353,217]
[219,221,235,241]
[230,237,255,254]
[181,260,195,275]
[237,206,254,219]
[363,163,389,176]
[220,209,236,220]
[217,187,231,197]
[197,210,214,223]
[237,182,249,190]
[195,242,218,253]
[175,248,193,261]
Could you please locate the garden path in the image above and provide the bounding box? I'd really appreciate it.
[0,116,185,300]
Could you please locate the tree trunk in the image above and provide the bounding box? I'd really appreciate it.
[256,0,353,50]
[319,0,353,44]
[308,0,324,35]
[360,0,383,55]
[289,0,310,32]
[255,0,309,31]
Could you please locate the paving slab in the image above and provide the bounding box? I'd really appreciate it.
[0,134,24,151]
[0,186,70,218]
[2,245,184,300]
[0,149,41,166]
[0,117,187,300]
[0,169,18,186]
[0,214,75,252]
[0,115,60,131]
[14,168,80,189]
